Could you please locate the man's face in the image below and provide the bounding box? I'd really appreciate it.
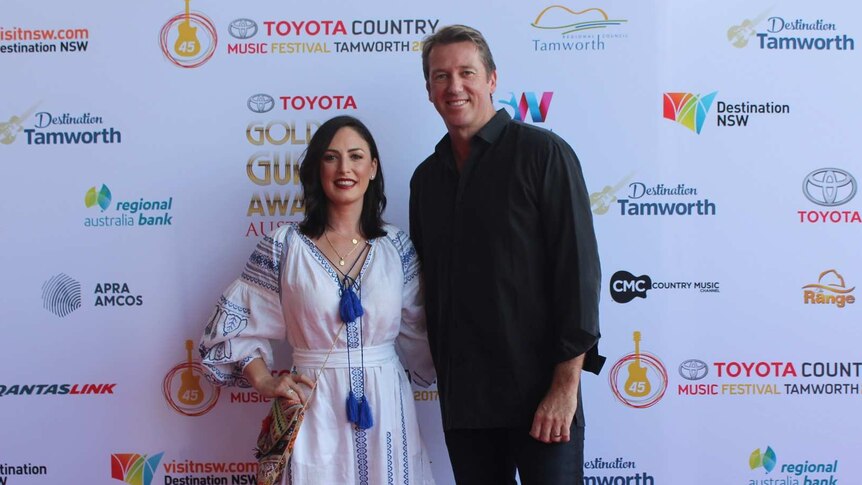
[426,41,497,138]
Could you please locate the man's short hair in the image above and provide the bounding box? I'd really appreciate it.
[422,25,497,84]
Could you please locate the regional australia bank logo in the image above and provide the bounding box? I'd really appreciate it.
[160,0,217,68]
[748,447,840,485]
[530,5,628,52]
[84,184,175,228]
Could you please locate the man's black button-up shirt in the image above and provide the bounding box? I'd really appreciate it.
[409,110,603,430]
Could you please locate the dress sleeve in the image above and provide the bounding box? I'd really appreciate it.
[199,228,289,387]
[390,229,436,388]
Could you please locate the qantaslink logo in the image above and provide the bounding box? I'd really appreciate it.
[111,452,164,485]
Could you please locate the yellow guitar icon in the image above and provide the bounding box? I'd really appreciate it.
[177,339,204,406]
[589,173,633,215]
[727,10,771,48]
[0,103,39,145]
[173,0,201,57]
[624,331,651,398]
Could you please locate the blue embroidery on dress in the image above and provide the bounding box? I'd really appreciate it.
[241,233,285,293]
[354,426,369,485]
[386,229,419,284]
[296,230,376,292]
[387,431,394,485]
[399,386,410,484]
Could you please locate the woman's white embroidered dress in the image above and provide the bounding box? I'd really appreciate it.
[200,223,436,485]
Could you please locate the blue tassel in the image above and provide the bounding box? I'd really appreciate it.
[346,390,360,424]
[357,395,374,429]
[338,285,364,323]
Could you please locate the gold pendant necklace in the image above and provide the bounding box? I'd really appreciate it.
[324,231,361,266]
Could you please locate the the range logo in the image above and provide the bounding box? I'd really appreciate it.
[803,168,856,206]
[111,452,164,485]
[247,93,275,113]
[802,269,855,308]
[610,271,651,303]
[42,273,82,317]
[678,359,709,380]
[498,91,553,123]
[228,18,258,39]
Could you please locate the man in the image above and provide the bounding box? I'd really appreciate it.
[409,25,604,484]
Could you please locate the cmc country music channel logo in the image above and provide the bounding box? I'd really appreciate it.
[163,340,220,416]
[0,25,90,54]
[159,0,217,68]
[748,447,839,484]
[498,91,552,123]
[802,269,855,308]
[111,452,164,485]
[530,5,628,52]
[610,270,719,303]
[225,17,439,55]
[608,331,668,408]
[728,10,855,52]
[84,184,175,228]
[798,168,860,224]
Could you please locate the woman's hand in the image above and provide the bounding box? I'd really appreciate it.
[243,358,315,404]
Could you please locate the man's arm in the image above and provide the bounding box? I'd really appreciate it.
[530,354,584,443]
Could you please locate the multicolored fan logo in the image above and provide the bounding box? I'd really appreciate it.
[663,92,718,134]
[111,452,164,485]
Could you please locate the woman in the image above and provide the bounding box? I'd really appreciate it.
[200,115,436,484]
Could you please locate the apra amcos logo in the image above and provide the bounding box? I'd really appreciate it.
[498,91,553,123]
[111,452,164,485]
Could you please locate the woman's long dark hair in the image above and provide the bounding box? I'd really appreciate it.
[298,115,387,239]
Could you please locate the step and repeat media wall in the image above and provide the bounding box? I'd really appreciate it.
[1,0,860,483]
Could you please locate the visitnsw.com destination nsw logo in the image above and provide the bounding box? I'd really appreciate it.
[111,452,258,485]
[530,4,628,52]
[662,91,790,134]
[84,184,174,228]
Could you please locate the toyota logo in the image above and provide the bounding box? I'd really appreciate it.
[247,94,275,113]
[229,18,258,39]
[803,168,857,206]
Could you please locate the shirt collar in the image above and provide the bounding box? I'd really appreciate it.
[434,109,512,168]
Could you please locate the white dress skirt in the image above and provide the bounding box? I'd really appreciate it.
[200,223,437,485]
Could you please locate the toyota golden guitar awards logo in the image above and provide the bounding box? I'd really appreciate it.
[159,0,217,68]
[609,331,668,408]
[163,340,219,416]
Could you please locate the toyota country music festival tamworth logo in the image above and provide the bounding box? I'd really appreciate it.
[160,0,217,68]
[798,168,860,224]
[608,330,668,408]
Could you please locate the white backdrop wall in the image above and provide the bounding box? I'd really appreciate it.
[2,0,861,484]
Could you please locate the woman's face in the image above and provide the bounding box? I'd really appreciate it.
[319,127,378,211]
